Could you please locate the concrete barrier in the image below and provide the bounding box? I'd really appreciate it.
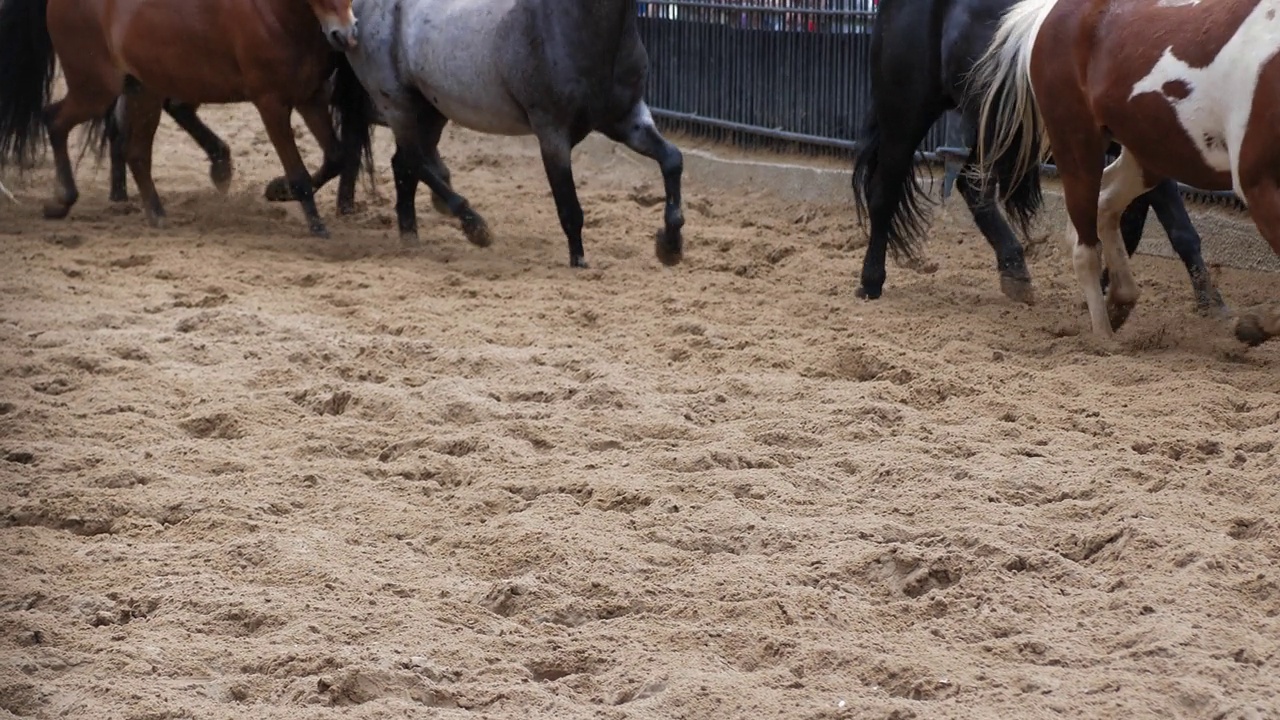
[576,134,1280,274]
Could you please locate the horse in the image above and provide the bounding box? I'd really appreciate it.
[338,0,686,269]
[0,0,370,239]
[851,0,1225,316]
[972,0,1280,346]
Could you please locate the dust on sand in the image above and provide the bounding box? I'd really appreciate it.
[1,104,1278,720]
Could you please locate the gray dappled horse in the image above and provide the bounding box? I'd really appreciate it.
[341,0,686,269]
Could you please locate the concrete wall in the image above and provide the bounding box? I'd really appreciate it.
[579,135,1280,274]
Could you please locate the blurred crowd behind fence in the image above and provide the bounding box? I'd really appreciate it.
[634,0,1242,209]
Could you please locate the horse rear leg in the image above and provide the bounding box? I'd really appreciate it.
[955,166,1033,304]
[1094,150,1155,330]
[603,101,685,267]
[532,125,589,268]
[120,92,167,226]
[254,96,328,238]
[42,94,108,219]
[852,97,946,300]
[164,101,233,193]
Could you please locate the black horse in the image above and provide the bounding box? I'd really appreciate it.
[851,0,1225,313]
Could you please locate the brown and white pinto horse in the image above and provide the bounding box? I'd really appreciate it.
[971,0,1280,346]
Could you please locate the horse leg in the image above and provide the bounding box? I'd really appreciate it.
[261,94,345,209]
[390,143,422,246]
[254,96,328,238]
[533,124,588,268]
[108,100,129,202]
[1137,180,1227,316]
[389,104,489,248]
[1233,176,1280,345]
[1094,149,1151,331]
[164,101,233,193]
[955,164,1033,304]
[42,96,104,219]
[424,145,454,216]
[1048,132,1111,336]
[852,97,946,300]
[121,91,167,227]
[603,101,685,266]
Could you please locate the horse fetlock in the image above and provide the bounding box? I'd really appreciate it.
[461,211,492,247]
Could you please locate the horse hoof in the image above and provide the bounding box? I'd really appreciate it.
[211,162,233,194]
[1000,275,1036,306]
[109,190,128,203]
[42,202,70,220]
[264,177,292,202]
[147,214,166,230]
[1233,315,1271,347]
[855,285,882,300]
[310,223,330,240]
[399,231,422,248]
[570,255,589,269]
[462,216,492,247]
[1107,301,1136,331]
[654,228,683,266]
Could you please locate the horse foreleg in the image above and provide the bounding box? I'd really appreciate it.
[108,100,130,202]
[41,97,100,219]
[121,91,167,227]
[164,101,233,193]
[533,127,588,268]
[606,101,685,267]
[1095,149,1152,331]
[386,106,488,249]
[255,96,328,238]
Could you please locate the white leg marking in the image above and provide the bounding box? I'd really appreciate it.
[1096,150,1151,310]
[1129,0,1280,197]
[1069,222,1112,337]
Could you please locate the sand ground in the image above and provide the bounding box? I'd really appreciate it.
[1,104,1278,720]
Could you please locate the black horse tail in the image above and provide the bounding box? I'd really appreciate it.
[0,0,56,172]
[989,114,1043,243]
[851,102,932,262]
[329,53,376,193]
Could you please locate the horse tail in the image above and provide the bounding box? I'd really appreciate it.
[78,100,120,167]
[968,0,1056,201]
[851,98,931,261]
[0,0,56,172]
[328,53,375,193]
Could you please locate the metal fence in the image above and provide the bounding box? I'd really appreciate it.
[636,0,1244,210]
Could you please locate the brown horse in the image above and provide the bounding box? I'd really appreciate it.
[972,0,1280,346]
[0,0,367,238]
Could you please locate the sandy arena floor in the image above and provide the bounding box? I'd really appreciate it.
[1,104,1278,720]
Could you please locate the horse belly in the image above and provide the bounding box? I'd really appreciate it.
[109,0,251,102]
[1112,0,1280,193]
